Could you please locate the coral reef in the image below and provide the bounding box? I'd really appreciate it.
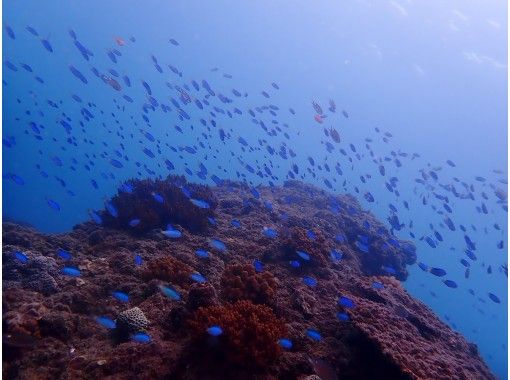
[188,300,286,369]
[142,256,193,286]
[2,180,495,379]
[100,175,217,233]
[220,263,277,305]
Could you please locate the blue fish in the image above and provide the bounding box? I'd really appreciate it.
[207,217,217,225]
[159,285,181,301]
[190,198,210,209]
[47,199,61,211]
[57,248,72,261]
[372,281,384,290]
[306,230,316,240]
[296,250,310,261]
[262,227,278,238]
[131,333,151,343]
[112,291,129,302]
[337,312,350,321]
[162,228,182,239]
[338,296,355,309]
[89,210,102,224]
[152,192,164,203]
[96,316,116,329]
[381,266,396,275]
[207,325,223,336]
[253,259,264,273]
[289,260,301,268]
[14,251,29,263]
[62,267,81,277]
[330,249,343,262]
[209,238,227,252]
[303,276,317,287]
[443,280,458,289]
[195,249,209,258]
[129,219,141,227]
[105,201,118,217]
[306,329,322,341]
[190,273,206,283]
[231,219,241,228]
[278,338,293,349]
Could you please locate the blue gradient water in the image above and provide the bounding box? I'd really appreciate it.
[3,1,507,377]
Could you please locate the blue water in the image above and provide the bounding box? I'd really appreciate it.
[3,1,507,377]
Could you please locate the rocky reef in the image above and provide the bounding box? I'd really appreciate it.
[2,180,495,379]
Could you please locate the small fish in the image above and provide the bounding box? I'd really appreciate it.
[112,291,129,302]
[159,285,181,300]
[278,338,293,349]
[207,325,223,336]
[14,251,29,263]
[134,255,143,266]
[209,238,227,252]
[231,219,241,228]
[169,38,180,46]
[306,329,322,341]
[372,281,384,290]
[131,333,151,343]
[443,280,458,289]
[429,267,447,277]
[488,293,501,304]
[337,312,350,321]
[129,219,140,227]
[96,316,116,329]
[152,192,164,203]
[190,198,210,209]
[262,227,278,238]
[338,296,355,309]
[303,276,317,287]
[190,273,206,283]
[330,249,343,262]
[47,199,61,211]
[62,267,81,277]
[381,266,396,275]
[253,259,264,273]
[296,250,310,261]
[195,249,209,258]
[207,217,217,225]
[162,228,182,239]
[57,248,72,261]
[41,39,53,52]
[289,260,301,268]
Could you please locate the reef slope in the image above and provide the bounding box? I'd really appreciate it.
[3,180,495,379]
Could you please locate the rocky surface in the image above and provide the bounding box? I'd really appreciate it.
[2,180,495,379]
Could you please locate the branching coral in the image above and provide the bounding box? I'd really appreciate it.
[221,263,276,305]
[142,256,192,286]
[100,175,217,233]
[188,300,286,369]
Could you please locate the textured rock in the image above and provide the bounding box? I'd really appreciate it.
[2,180,495,380]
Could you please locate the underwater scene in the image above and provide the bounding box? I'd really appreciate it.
[2,1,508,379]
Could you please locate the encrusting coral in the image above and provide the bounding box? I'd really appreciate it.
[188,300,287,369]
[142,256,193,286]
[220,263,277,305]
[100,175,217,233]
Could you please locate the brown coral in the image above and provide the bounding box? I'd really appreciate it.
[188,300,286,369]
[221,263,277,305]
[100,175,216,233]
[142,256,192,286]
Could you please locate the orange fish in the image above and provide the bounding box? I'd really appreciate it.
[314,114,323,124]
[115,37,126,46]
